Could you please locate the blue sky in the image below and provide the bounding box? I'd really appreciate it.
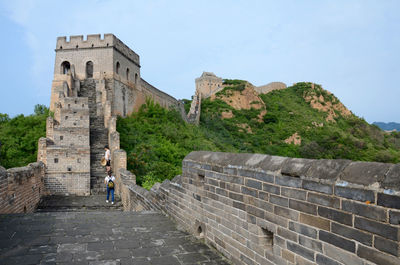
[0,0,399,123]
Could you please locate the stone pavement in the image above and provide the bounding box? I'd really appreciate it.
[0,197,230,265]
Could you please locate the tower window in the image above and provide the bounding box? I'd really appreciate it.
[61,61,70,74]
[86,61,93,78]
[126,68,130,81]
[116,62,120,74]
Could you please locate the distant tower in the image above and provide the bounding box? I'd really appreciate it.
[195,72,223,98]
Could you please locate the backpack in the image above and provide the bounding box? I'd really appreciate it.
[108,179,114,189]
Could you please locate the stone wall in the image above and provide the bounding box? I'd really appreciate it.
[255,82,287,94]
[0,162,46,214]
[117,151,400,265]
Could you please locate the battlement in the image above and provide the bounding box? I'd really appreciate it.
[56,34,140,66]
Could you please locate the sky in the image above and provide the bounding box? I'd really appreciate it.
[0,0,399,123]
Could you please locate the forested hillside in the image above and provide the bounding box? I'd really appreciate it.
[0,105,48,168]
[118,82,400,188]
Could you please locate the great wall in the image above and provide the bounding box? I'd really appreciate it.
[0,34,399,265]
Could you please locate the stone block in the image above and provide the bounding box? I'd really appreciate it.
[287,241,315,261]
[382,164,400,190]
[281,187,307,200]
[357,244,400,265]
[331,222,372,246]
[247,206,264,219]
[299,213,330,231]
[374,235,399,257]
[289,221,317,239]
[299,235,322,252]
[241,186,258,197]
[263,184,280,195]
[302,180,333,194]
[289,199,317,215]
[306,159,350,180]
[258,155,288,172]
[269,195,289,207]
[318,206,352,226]
[245,179,262,190]
[275,175,302,188]
[277,227,298,242]
[274,206,299,221]
[228,192,244,202]
[307,192,340,209]
[339,161,390,186]
[281,157,314,177]
[281,249,295,263]
[377,193,400,209]
[342,200,387,222]
[355,216,398,241]
[389,210,400,225]
[323,244,364,265]
[316,254,341,265]
[319,230,356,253]
[334,186,375,203]
[253,172,274,183]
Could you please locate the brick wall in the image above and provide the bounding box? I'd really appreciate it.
[115,151,400,265]
[0,162,46,214]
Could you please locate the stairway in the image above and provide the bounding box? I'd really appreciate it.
[79,79,109,194]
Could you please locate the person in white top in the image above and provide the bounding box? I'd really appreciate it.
[104,171,115,204]
[104,145,111,173]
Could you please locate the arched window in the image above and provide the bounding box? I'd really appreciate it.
[135,73,138,85]
[126,68,130,81]
[86,61,93,78]
[116,62,120,74]
[61,61,70,74]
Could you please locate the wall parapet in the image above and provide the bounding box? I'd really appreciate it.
[0,162,46,214]
[123,151,400,265]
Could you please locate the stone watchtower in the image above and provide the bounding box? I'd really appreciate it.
[38,34,179,195]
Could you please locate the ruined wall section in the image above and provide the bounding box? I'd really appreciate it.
[255,82,287,94]
[0,162,46,214]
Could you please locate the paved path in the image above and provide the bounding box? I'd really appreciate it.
[0,197,230,265]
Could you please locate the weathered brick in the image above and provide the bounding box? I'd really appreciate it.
[287,241,315,261]
[263,183,280,195]
[247,206,264,219]
[331,222,372,246]
[355,216,398,241]
[299,235,322,252]
[241,186,258,197]
[277,227,298,242]
[229,192,244,202]
[233,201,246,211]
[323,244,364,265]
[342,200,387,222]
[281,249,295,263]
[212,165,223,173]
[307,192,340,209]
[302,180,333,194]
[238,169,255,178]
[319,230,356,253]
[334,186,375,203]
[258,191,268,201]
[316,254,341,265]
[269,195,289,207]
[240,254,255,265]
[299,213,330,231]
[378,193,400,209]
[389,210,400,225]
[289,221,317,239]
[289,199,317,215]
[254,172,274,183]
[274,206,299,221]
[275,175,302,188]
[374,235,399,257]
[216,188,228,197]
[281,187,306,200]
[357,244,400,265]
[245,179,262,190]
[318,206,352,226]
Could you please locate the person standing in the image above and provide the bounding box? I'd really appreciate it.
[104,145,111,173]
[104,171,115,204]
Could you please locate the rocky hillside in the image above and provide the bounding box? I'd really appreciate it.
[200,80,400,163]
